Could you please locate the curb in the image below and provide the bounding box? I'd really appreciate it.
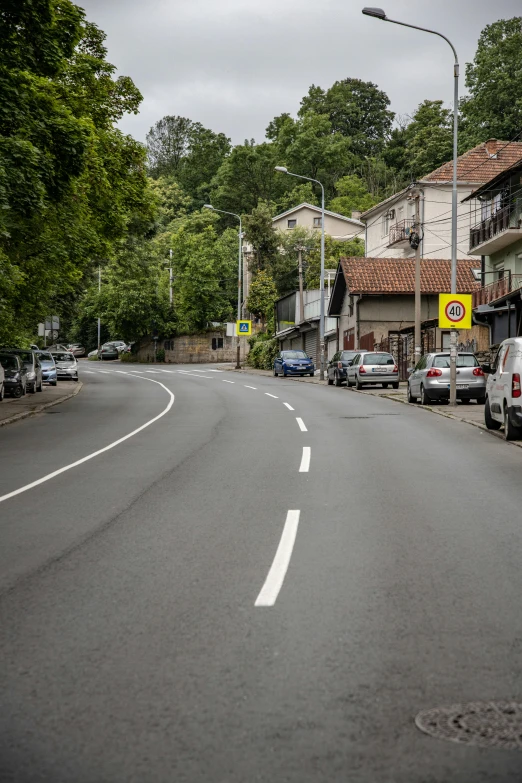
[0,382,84,428]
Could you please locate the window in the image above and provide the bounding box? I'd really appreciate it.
[287,219,297,229]
[433,354,479,368]
[211,337,224,350]
[416,356,428,371]
[164,340,173,351]
[441,332,451,350]
[281,350,307,359]
[362,353,395,366]
[313,217,322,228]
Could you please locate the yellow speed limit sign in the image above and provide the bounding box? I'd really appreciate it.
[438,293,472,329]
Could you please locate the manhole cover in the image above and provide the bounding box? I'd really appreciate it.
[415,701,522,750]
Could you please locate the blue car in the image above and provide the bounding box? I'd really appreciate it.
[273,350,315,377]
[36,350,57,386]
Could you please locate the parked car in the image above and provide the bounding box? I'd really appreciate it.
[327,350,363,387]
[482,336,522,441]
[346,351,399,390]
[98,343,119,361]
[36,351,57,386]
[110,340,128,353]
[407,352,486,406]
[273,350,315,377]
[51,351,79,381]
[67,344,86,358]
[0,353,27,397]
[6,349,43,393]
[87,348,98,358]
[48,344,69,352]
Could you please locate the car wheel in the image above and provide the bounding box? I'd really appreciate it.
[0,384,4,401]
[382,383,388,389]
[476,396,486,405]
[335,373,342,387]
[407,383,417,404]
[37,380,43,392]
[29,381,36,394]
[13,384,23,399]
[391,382,399,390]
[484,398,501,430]
[355,378,364,390]
[346,376,352,388]
[273,367,278,377]
[51,380,57,387]
[309,372,314,377]
[420,384,430,406]
[504,404,522,441]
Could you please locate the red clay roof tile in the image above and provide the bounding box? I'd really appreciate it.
[340,258,479,295]
[422,139,522,184]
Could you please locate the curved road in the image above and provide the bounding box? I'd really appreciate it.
[1,363,522,782]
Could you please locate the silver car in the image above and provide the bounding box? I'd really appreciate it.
[346,351,399,390]
[51,351,79,381]
[407,352,486,405]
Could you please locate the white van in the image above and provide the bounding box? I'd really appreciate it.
[483,336,522,440]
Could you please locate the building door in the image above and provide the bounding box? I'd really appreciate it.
[305,329,317,362]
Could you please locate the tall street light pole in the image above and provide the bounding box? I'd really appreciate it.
[362,7,459,405]
[97,265,101,353]
[203,204,243,369]
[275,167,326,380]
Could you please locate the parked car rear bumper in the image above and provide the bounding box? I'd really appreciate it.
[425,386,485,400]
[359,373,398,384]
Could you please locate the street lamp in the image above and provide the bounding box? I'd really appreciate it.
[275,167,326,380]
[203,204,243,369]
[362,7,459,405]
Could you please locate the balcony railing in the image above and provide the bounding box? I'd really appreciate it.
[470,205,511,251]
[472,273,522,307]
[388,219,414,247]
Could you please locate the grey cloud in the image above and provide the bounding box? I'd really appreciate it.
[80,0,522,144]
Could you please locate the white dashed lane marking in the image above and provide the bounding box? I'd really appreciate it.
[283,402,294,411]
[296,418,307,432]
[265,393,278,399]
[255,510,301,607]
[299,447,311,473]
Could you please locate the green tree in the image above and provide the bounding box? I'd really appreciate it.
[246,270,278,325]
[461,17,522,145]
[243,201,280,271]
[305,235,364,289]
[299,78,394,159]
[329,174,378,217]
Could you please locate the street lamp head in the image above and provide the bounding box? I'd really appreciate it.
[274,166,288,174]
[202,204,214,210]
[362,7,387,19]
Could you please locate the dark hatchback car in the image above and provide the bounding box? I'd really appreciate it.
[327,350,360,386]
[0,353,28,397]
[7,349,43,393]
[273,350,315,377]
[98,343,119,361]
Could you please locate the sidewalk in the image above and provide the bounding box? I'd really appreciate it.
[225,365,522,449]
[0,381,83,427]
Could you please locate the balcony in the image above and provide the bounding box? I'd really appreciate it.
[388,219,414,248]
[469,203,522,255]
[472,273,522,307]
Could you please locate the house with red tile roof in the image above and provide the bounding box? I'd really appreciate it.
[361,140,522,261]
[327,257,480,363]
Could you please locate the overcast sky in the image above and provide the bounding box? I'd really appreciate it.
[79,0,521,145]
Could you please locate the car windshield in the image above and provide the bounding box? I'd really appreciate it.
[433,354,478,368]
[341,352,357,360]
[53,353,74,362]
[0,355,17,369]
[37,353,54,362]
[281,351,307,359]
[362,353,395,366]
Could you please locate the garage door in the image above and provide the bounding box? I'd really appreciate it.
[304,329,317,361]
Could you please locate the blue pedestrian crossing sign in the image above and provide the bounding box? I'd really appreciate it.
[236,319,252,336]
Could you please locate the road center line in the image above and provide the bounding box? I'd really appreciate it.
[178,371,213,378]
[115,371,128,374]
[296,417,308,432]
[283,402,294,411]
[0,376,175,505]
[265,393,278,399]
[98,370,110,374]
[255,510,301,607]
[244,385,257,390]
[299,446,311,472]
[223,380,235,384]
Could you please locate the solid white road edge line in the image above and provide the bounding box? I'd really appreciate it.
[299,446,311,472]
[283,402,294,410]
[255,510,301,607]
[296,417,308,432]
[0,375,175,505]
[244,385,257,390]
[265,393,278,399]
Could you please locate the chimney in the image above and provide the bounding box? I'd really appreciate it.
[485,139,498,159]
[351,210,362,220]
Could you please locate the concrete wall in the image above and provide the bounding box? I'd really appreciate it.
[136,332,250,364]
[364,183,476,260]
[273,206,362,240]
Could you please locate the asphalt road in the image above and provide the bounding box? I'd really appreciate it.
[1,362,522,782]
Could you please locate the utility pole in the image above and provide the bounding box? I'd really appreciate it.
[297,246,305,325]
[413,192,422,366]
[97,265,101,352]
[168,249,173,308]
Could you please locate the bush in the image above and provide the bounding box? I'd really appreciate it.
[88,354,99,361]
[247,335,279,370]
[120,352,138,363]
[156,348,166,363]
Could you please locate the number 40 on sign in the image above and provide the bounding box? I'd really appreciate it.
[438,293,472,329]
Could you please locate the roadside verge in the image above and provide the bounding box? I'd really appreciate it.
[0,382,83,428]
